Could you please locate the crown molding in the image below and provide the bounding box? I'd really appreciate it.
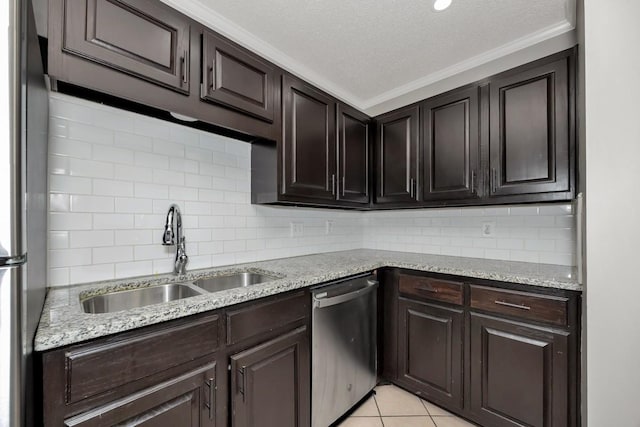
[159,0,366,108]
[360,20,575,111]
[160,0,575,114]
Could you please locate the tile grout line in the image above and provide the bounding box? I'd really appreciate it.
[372,391,384,426]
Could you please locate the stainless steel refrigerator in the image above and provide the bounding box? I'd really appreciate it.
[1,0,48,426]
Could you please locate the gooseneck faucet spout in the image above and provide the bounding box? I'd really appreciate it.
[162,204,188,275]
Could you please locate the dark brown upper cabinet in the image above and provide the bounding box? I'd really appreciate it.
[60,0,191,94]
[488,51,574,201]
[201,31,277,123]
[230,327,310,427]
[375,106,420,205]
[281,75,337,202]
[337,104,371,204]
[421,85,481,203]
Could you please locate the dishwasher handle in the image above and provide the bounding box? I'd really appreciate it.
[313,280,378,308]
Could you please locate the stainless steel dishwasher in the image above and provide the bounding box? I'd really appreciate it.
[311,273,378,427]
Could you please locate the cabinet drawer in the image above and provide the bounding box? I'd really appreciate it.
[226,291,308,346]
[470,285,569,326]
[398,274,463,305]
[64,313,220,404]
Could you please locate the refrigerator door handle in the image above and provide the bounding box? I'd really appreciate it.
[0,254,26,267]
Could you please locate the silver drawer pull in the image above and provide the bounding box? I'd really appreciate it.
[416,285,438,293]
[494,300,531,310]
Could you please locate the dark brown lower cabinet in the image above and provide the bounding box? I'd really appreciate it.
[396,298,464,410]
[230,326,310,427]
[469,313,570,427]
[64,363,217,427]
[385,269,580,427]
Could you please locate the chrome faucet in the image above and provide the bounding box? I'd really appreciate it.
[162,204,188,275]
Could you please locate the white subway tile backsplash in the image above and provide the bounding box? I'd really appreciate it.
[93,246,134,264]
[115,230,153,246]
[115,131,153,152]
[48,231,69,250]
[68,122,114,145]
[50,175,92,195]
[93,145,135,165]
[94,214,134,230]
[47,93,576,286]
[135,151,169,169]
[49,194,70,212]
[70,195,114,213]
[93,179,134,197]
[70,230,114,248]
[49,248,92,268]
[115,261,153,278]
[115,198,153,213]
[50,212,92,231]
[69,264,114,283]
[50,137,92,159]
[134,183,169,199]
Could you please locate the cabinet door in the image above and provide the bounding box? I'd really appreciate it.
[421,86,480,202]
[337,104,371,204]
[61,0,191,93]
[397,298,464,410]
[375,106,420,204]
[282,75,336,201]
[201,31,276,122]
[488,55,572,199]
[470,313,570,427]
[64,363,217,427]
[230,326,310,427]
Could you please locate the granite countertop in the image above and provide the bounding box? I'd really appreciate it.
[35,249,581,351]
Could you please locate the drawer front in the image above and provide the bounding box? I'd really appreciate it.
[65,313,220,404]
[226,291,308,346]
[398,274,464,305]
[62,0,191,93]
[470,285,569,326]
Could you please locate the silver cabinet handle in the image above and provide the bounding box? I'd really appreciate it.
[409,178,416,199]
[331,174,336,196]
[342,176,346,196]
[205,377,215,420]
[181,50,188,84]
[416,285,438,293]
[471,170,476,194]
[491,168,497,193]
[494,300,531,311]
[209,60,214,90]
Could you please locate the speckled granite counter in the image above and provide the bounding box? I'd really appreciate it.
[35,249,580,351]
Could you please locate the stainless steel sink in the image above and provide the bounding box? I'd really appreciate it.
[193,272,277,293]
[81,283,204,314]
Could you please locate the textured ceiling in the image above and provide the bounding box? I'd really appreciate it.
[163,0,574,113]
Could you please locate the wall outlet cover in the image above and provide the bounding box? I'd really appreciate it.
[290,222,304,237]
[325,220,334,235]
[482,221,496,237]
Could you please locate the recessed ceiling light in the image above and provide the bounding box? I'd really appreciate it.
[433,0,452,11]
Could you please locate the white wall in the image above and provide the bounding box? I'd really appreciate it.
[47,93,576,286]
[584,0,640,425]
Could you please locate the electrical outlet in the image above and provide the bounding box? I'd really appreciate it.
[481,221,496,237]
[325,220,334,235]
[290,222,304,237]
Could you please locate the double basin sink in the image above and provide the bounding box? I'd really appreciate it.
[81,271,278,314]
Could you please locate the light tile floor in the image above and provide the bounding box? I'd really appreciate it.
[337,385,477,427]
